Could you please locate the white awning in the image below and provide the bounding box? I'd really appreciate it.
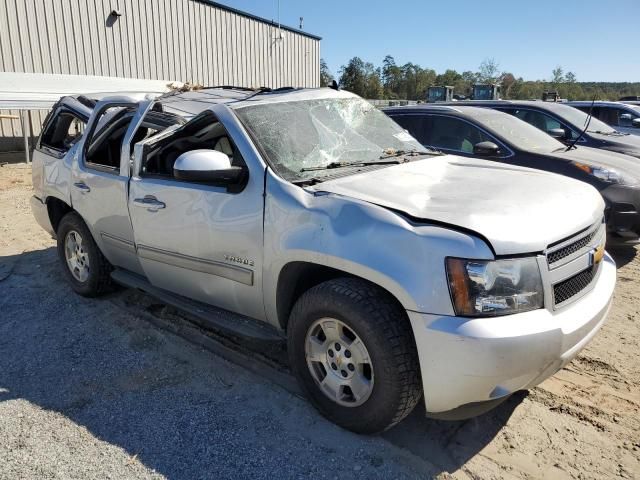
[0,72,180,110]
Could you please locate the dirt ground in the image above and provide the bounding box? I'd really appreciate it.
[0,163,639,479]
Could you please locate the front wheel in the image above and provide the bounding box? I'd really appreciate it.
[56,212,112,297]
[287,278,422,433]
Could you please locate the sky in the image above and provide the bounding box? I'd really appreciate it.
[216,0,640,82]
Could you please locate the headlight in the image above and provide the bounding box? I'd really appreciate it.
[572,161,637,185]
[446,257,544,317]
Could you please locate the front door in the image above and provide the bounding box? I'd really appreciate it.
[128,106,266,321]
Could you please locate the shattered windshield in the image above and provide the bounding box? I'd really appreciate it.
[235,96,427,183]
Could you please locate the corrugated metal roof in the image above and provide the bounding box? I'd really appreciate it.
[196,1,322,40]
[0,0,320,91]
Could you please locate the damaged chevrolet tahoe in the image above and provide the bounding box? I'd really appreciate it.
[31,87,616,433]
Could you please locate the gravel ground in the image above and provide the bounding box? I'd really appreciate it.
[0,163,639,479]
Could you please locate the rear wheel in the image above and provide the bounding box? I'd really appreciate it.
[56,212,112,297]
[287,278,422,433]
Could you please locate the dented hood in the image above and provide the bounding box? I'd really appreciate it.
[314,156,604,255]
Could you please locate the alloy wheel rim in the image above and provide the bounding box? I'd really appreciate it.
[305,317,374,407]
[64,230,90,282]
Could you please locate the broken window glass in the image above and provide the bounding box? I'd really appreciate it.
[236,97,424,182]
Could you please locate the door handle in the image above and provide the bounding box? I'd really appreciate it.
[133,195,166,211]
[73,182,91,193]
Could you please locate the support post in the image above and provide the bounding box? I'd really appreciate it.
[20,110,31,164]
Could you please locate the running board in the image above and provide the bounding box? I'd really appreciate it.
[110,268,284,342]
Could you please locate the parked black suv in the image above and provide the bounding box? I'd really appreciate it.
[444,100,640,159]
[385,104,640,244]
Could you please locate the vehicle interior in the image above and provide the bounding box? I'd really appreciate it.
[142,111,245,178]
[85,109,182,169]
[424,116,491,153]
[40,111,86,152]
[508,109,568,136]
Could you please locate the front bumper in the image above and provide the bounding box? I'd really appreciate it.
[29,195,55,237]
[408,253,616,415]
[602,184,640,244]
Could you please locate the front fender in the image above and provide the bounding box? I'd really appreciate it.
[262,171,494,328]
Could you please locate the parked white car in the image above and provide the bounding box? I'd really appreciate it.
[30,87,616,432]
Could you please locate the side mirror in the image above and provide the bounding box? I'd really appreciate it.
[632,118,640,128]
[473,141,501,156]
[620,113,633,121]
[548,128,566,139]
[173,149,244,185]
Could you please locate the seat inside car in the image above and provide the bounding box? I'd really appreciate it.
[522,111,547,131]
[433,134,463,151]
[149,127,241,176]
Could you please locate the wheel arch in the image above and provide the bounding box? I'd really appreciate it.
[275,261,409,331]
[46,196,73,234]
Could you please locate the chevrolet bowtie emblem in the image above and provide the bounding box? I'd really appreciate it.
[593,244,605,265]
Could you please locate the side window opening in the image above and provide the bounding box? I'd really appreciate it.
[617,108,639,128]
[128,111,184,157]
[141,111,246,179]
[421,115,492,153]
[512,109,576,140]
[81,104,185,173]
[40,111,86,153]
[85,108,135,170]
[389,115,428,145]
[594,107,618,126]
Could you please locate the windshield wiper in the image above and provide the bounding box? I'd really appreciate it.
[566,96,596,151]
[587,130,627,136]
[380,148,442,158]
[554,146,575,152]
[300,159,404,172]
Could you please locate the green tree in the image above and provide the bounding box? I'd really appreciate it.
[461,71,479,84]
[382,55,402,98]
[338,57,383,98]
[478,58,500,83]
[400,63,436,100]
[436,69,462,86]
[364,65,383,99]
[339,57,368,95]
[500,72,516,99]
[320,58,334,87]
[551,66,565,86]
[334,56,640,101]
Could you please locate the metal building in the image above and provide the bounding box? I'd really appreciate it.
[0,0,322,161]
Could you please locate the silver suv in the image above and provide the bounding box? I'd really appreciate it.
[31,87,616,433]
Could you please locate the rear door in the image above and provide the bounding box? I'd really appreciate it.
[32,97,90,203]
[71,98,152,274]
[128,104,267,320]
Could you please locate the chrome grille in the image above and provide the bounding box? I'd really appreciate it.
[547,228,598,266]
[553,266,598,306]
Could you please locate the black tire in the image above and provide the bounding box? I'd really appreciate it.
[56,212,112,297]
[287,277,422,433]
